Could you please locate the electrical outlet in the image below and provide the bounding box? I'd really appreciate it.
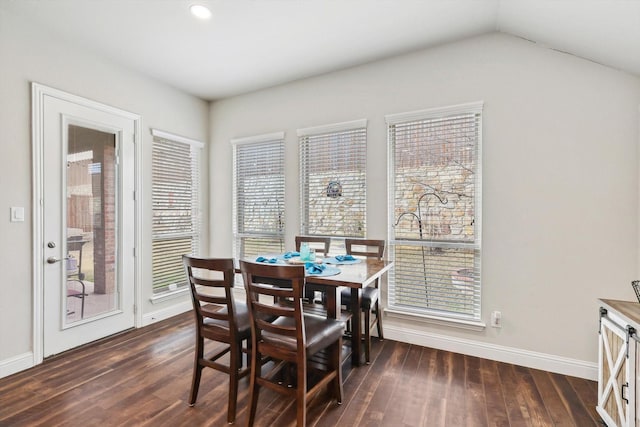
[491,310,502,328]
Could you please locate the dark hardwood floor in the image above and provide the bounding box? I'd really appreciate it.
[0,312,600,426]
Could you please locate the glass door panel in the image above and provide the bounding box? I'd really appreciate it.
[65,124,119,324]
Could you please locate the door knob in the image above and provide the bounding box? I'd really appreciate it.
[47,256,69,264]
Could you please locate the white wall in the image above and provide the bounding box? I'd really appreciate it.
[0,8,208,376]
[209,32,640,378]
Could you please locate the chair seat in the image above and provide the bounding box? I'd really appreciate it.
[262,315,345,356]
[202,301,251,338]
[340,286,379,310]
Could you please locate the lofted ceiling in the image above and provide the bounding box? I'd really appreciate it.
[2,0,639,101]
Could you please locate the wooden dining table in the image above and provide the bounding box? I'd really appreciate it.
[304,258,393,366]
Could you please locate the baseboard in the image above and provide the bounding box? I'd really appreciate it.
[0,352,34,379]
[385,324,598,381]
[141,300,193,327]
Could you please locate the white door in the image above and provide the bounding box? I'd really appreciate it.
[37,87,137,357]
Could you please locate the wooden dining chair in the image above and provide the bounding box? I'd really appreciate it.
[240,260,344,427]
[183,256,251,425]
[295,235,331,302]
[341,239,385,363]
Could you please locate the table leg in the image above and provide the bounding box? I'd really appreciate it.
[325,287,338,320]
[351,287,362,366]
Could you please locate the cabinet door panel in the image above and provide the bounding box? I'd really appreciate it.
[598,316,632,427]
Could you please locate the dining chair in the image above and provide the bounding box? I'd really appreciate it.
[295,235,331,302]
[294,235,331,257]
[341,239,385,363]
[183,256,251,425]
[240,260,344,427]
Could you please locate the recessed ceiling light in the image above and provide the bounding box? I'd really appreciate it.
[190,4,212,20]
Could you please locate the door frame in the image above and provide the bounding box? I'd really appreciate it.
[31,82,143,364]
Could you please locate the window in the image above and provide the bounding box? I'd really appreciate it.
[298,120,367,248]
[232,132,285,259]
[387,102,482,324]
[151,129,203,294]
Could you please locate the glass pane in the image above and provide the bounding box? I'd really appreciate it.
[241,236,285,259]
[65,124,118,323]
[390,244,479,318]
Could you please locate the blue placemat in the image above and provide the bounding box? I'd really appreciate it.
[305,265,341,277]
[324,256,361,265]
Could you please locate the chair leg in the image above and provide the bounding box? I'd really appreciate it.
[79,280,86,319]
[375,300,384,340]
[247,350,261,427]
[189,337,204,406]
[79,294,85,319]
[296,362,307,427]
[227,342,241,424]
[364,308,371,364]
[332,338,343,403]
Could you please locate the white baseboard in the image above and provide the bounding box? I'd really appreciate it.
[385,324,598,381]
[0,352,34,379]
[141,300,193,327]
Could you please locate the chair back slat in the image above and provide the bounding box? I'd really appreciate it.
[295,235,331,256]
[345,238,385,260]
[196,294,228,306]
[249,282,298,299]
[253,299,294,318]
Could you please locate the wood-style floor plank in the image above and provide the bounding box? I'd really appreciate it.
[480,358,510,427]
[0,312,601,426]
[359,340,411,425]
[463,353,488,427]
[380,343,422,426]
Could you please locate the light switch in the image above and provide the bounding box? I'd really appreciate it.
[10,207,25,222]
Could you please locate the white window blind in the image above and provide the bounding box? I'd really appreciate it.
[387,102,482,322]
[298,120,367,242]
[151,129,202,294]
[233,133,285,259]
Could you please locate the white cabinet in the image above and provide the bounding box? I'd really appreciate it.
[598,299,640,427]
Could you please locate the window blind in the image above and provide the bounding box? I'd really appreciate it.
[387,103,482,321]
[299,120,367,240]
[151,130,202,293]
[233,135,285,259]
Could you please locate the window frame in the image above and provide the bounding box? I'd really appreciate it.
[297,119,368,250]
[386,102,484,328]
[150,128,203,296]
[232,132,286,261]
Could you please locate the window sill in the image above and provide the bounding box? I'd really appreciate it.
[384,308,486,332]
[149,287,189,304]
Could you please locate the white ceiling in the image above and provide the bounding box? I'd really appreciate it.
[2,0,639,101]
